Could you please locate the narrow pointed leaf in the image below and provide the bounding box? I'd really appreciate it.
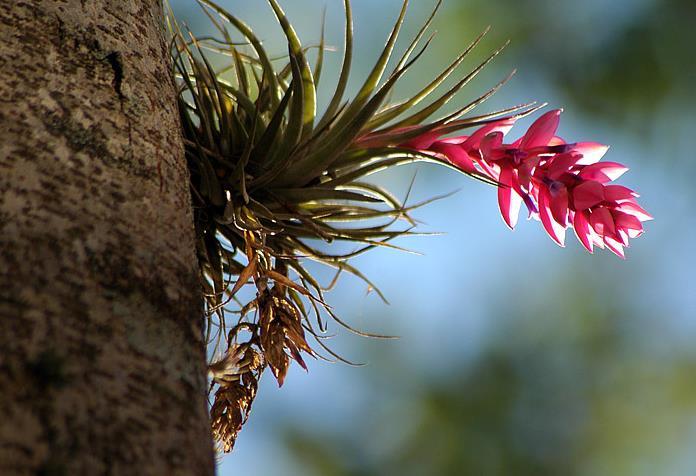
[267,0,317,136]
[317,0,353,128]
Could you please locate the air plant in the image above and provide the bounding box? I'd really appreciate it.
[168,0,650,452]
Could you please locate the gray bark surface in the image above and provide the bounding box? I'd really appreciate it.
[0,1,215,474]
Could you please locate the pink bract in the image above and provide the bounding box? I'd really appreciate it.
[399,109,652,258]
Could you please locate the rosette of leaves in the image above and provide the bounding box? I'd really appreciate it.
[168,0,539,452]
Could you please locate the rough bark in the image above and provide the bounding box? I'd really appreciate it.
[0,1,215,475]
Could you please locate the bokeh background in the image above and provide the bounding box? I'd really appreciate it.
[171,0,696,474]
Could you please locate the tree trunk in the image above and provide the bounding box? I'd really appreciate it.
[0,1,215,474]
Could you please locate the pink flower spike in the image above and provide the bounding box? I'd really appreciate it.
[579,162,629,183]
[538,187,566,246]
[497,167,523,229]
[519,109,562,149]
[573,210,594,253]
[394,108,649,258]
[573,181,605,210]
[572,142,609,165]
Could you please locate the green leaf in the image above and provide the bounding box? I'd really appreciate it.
[252,81,293,168]
[317,0,353,129]
[199,0,281,106]
[313,7,327,88]
[267,0,317,137]
[393,0,442,72]
[283,40,430,186]
[270,187,383,204]
[347,0,408,114]
[387,39,510,129]
[280,56,305,156]
[366,27,490,130]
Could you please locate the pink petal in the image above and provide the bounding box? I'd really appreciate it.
[517,156,539,189]
[589,207,616,237]
[604,236,626,259]
[549,185,569,226]
[579,162,628,183]
[613,211,644,233]
[593,235,606,249]
[573,181,605,210]
[431,142,476,174]
[480,132,504,158]
[498,167,523,229]
[616,209,646,239]
[519,109,562,149]
[477,159,499,180]
[604,184,637,202]
[461,119,515,151]
[538,187,566,246]
[360,125,435,149]
[573,210,594,253]
[547,153,581,180]
[439,136,468,145]
[617,228,630,246]
[402,130,441,149]
[509,174,538,215]
[616,201,653,221]
[572,142,609,165]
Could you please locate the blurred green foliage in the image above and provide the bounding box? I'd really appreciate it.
[442,0,696,119]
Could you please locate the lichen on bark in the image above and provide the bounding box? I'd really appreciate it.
[0,1,215,474]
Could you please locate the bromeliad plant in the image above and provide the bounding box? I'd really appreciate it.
[168,0,650,452]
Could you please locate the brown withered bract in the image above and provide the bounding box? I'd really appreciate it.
[210,346,263,452]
